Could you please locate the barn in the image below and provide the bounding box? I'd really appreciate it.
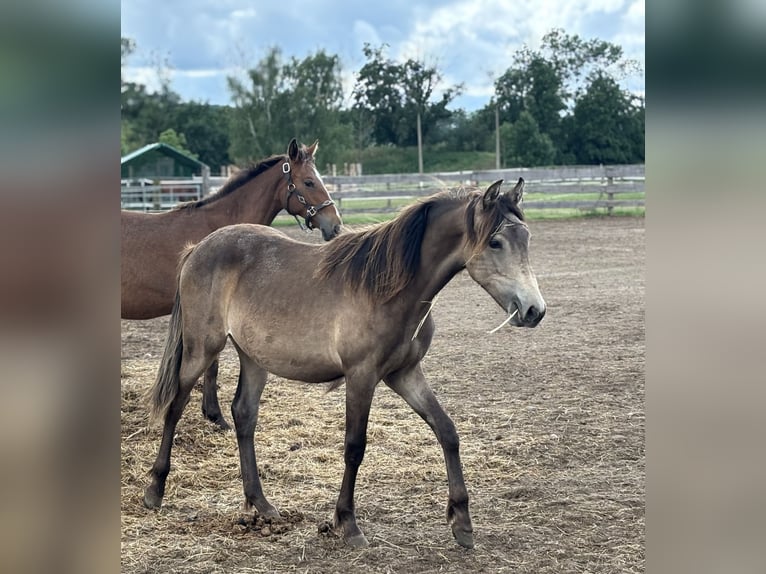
[121,143,211,210]
[121,142,209,181]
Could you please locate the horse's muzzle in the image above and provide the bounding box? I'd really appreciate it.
[509,300,546,328]
[320,223,342,241]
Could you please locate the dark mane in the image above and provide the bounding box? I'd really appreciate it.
[173,155,285,211]
[315,187,523,302]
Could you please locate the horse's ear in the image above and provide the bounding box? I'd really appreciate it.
[507,177,525,205]
[482,179,504,210]
[306,139,319,158]
[287,138,300,161]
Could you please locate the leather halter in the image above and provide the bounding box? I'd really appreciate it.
[282,161,335,232]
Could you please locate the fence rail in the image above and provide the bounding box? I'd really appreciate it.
[320,164,645,216]
[136,164,644,216]
[121,182,203,212]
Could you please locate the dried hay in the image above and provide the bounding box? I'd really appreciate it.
[121,218,645,573]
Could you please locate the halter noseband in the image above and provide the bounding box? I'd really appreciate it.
[282,161,335,232]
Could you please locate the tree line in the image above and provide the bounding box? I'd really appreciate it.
[121,29,644,175]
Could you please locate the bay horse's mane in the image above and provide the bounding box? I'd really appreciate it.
[173,146,316,211]
[315,188,525,302]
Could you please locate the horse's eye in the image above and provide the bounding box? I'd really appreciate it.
[489,238,502,249]
[304,180,315,188]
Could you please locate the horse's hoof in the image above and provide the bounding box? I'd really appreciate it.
[260,507,280,520]
[214,419,232,431]
[143,489,163,509]
[452,525,474,549]
[205,414,231,431]
[244,500,280,520]
[345,533,369,548]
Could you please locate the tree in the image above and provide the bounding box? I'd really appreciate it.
[568,73,644,164]
[352,44,461,150]
[158,128,197,158]
[227,47,286,163]
[227,48,351,166]
[501,111,556,167]
[282,50,352,166]
[494,29,642,163]
[172,102,232,172]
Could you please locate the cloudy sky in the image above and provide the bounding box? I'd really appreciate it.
[121,0,644,111]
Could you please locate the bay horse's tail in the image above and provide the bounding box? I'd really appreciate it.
[146,245,195,425]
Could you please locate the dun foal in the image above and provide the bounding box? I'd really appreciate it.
[144,179,545,549]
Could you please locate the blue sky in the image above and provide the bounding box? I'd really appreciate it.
[121,0,644,111]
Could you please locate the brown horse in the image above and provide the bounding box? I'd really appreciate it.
[143,179,545,549]
[122,139,341,429]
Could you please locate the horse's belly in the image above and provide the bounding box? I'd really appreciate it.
[232,332,343,383]
[253,354,343,383]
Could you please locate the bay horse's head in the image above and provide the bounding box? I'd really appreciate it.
[283,138,342,241]
[466,179,546,327]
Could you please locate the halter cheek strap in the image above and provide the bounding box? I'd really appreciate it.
[282,161,335,232]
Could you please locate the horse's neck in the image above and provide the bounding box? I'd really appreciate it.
[406,204,470,306]
[201,170,283,229]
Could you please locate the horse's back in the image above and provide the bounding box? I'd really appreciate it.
[181,224,310,285]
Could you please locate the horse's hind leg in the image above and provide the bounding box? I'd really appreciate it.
[144,343,219,509]
[201,357,231,430]
[384,364,474,549]
[231,345,278,518]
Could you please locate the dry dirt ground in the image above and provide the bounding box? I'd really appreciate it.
[121,216,644,573]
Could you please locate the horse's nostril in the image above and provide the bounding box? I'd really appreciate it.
[526,306,541,323]
[333,224,341,236]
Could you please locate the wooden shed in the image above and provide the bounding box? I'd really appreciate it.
[121,142,210,181]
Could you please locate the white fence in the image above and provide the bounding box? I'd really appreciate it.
[121,182,204,211]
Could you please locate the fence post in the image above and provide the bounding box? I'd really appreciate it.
[606,175,614,216]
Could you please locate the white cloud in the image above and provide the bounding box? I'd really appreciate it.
[353,20,383,51]
[175,69,226,79]
[123,66,163,93]
[122,0,645,109]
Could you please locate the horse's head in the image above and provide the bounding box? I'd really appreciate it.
[465,179,546,328]
[283,138,342,241]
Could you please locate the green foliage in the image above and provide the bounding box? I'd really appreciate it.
[568,73,645,164]
[352,44,461,147]
[500,112,556,167]
[122,30,644,174]
[330,146,495,174]
[121,36,231,171]
[158,128,197,158]
[227,47,350,166]
[491,28,644,166]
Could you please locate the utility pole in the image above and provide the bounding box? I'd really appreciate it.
[417,110,424,175]
[494,103,501,169]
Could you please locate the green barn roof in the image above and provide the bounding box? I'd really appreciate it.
[121,143,209,180]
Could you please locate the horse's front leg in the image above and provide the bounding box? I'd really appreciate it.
[231,350,278,518]
[201,357,231,430]
[334,376,377,547]
[384,363,474,549]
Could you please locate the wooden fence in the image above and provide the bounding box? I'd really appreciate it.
[322,164,644,215]
[201,163,644,217]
